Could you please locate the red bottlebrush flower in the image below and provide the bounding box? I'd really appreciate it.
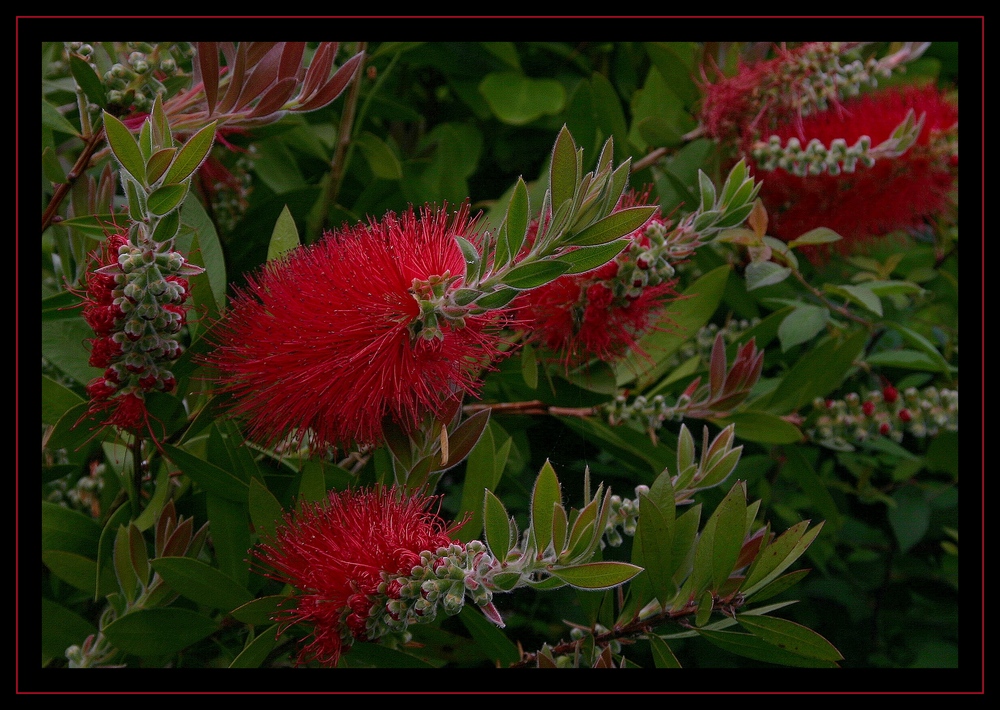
[749,85,958,248]
[204,204,509,451]
[252,485,462,667]
[515,192,680,367]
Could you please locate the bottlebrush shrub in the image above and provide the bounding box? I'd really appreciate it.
[698,42,958,251]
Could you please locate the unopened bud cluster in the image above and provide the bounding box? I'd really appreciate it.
[64,41,194,114]
[82,232,199,431]
[659,319,762,374]
[752,134,876,176]
[807,384,958,450]
[605,392,690,432]
[602,484,650,548]
[769,43,887,118]
[368,540,499,640]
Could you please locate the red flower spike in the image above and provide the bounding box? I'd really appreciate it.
[750,85,958,250]
[252,485,462,667]
[205,204,510,451]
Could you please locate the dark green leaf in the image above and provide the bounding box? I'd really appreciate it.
[548,561,642,590]
[41,598,97,661]
[103,608,218,657]
[69,54,106,108]
[530,460,562,554]
[459,604,520,667]
[475,287,519,310]
[480,72,567,126]
[42,501,101,556]
[230,596,286,626]
[229,624,280,668]
[163,444,250,503]
[151,557,254,611]
[711,412,803,445]
[648,634,683,668]
[736,614,843,661]
[696,628,838,667]
[549,125,579,210]
[483,489,513,560]
[355,131,403,180]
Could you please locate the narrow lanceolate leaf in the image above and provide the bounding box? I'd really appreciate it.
[549,125,579,210]
[146,183,188,216]
[505,178,531,260]
[648,635,683,668]
[102,608,219,657]
[696,628,839,667]
[198,42,220,116]
[483,489,513,560]
[163,121,217,185]
[530,460,563,554]
[150,557,254,612]
[742,521,824,597]
[736,614,843,661]
[697,170,717,212]
[103,111,145,183]
[548,561,642,590]
[636,494,676,601]
[267,205,301,262]
[709,482,748,590]
[145,148,177,185]
[557,240,628,275]
[565,206,655,246]
[475,287,519,310]
[502,259,570,290]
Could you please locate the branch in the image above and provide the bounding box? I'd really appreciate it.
[41,127,106,233]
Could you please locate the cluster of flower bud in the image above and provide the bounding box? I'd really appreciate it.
[602,484,650,548]
[367,540,500,641]
[64,42,193,115]
[752,134,876,176]
[81,232,200,432]
[605,391,690,431]
[763,42,887,119]
[807,384,958,450]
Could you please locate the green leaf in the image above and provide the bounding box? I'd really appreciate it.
[146,183,188,216]
[150,557,254,611]
[68,54,106,107]
[566,206,656,246]
[648,634,683,668]
[479,72,566,125]
[42,550,114,596]
[41,598,97,661]
[696,628,839,667]
[230,595,286,626]
[548,561,642,590]
[777,304,830,351]
[635,495,676,601]
[475,287,519,310]
[549,125,579,211]
[102,607,219,657]
[163,121,217,184]
[742,521,824,597]
[354,131,403,180]
[616,264,731,387]
[229,625,280,668]
[520,342,538,389]
[163,444,250,503]
[483,489,513,560]
[711,411,803,445]
[42,98,80,137]
[459,604,520,667]
[787,227,843,247]
[103,111,145,183]
[883,321,954,374]
[42,501,101,556]
[266,205,301,262]
[865,349,943,371]
[502,259,570,289]
[887,485,930,553]
[42,374,85,426]
[823,283,883,316]
[708,482,748,589]
[736,614,843,661]
[503,177,530,262]
[753,328,868,415]
[745,261,792,291]
[530,460,562,554]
